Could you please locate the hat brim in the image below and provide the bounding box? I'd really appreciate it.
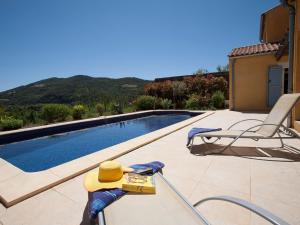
[84,169,125,192]
[122,166,134,173]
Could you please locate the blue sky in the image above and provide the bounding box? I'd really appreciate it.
[0,0,278,91]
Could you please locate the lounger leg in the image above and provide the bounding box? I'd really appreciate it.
[204,137,238,155]
[190,137,194,152]
[277,132,285,148]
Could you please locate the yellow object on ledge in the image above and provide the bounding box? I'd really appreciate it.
[122,173,156,194]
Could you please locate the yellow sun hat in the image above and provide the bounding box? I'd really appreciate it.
[84,160,134,192]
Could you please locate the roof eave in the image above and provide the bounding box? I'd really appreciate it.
[228,51,277,59]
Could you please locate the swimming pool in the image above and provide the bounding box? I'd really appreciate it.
[0,114,192,172]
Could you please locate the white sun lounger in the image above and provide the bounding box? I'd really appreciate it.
[189,93,300,155]
[98,173,290,225]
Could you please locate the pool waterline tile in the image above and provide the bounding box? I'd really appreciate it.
[0,111,213,207]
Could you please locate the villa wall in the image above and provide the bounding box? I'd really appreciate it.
[229,0,300,131]
[293,0,300,131]
[261,5,289,43]
[229,54,288,111]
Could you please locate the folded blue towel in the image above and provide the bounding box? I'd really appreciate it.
[187,127,222,146]
[88,161,165,219]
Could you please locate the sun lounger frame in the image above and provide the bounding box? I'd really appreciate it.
[97,173,290,225]
[189,94,300,155]
[193,196,290,225]
[189,119,300,155]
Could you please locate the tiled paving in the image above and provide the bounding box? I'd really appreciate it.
[0,110,211,207]
[0,110,300,225]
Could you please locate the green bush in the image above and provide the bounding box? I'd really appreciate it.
[185,95,200,110]
[0,106,5,118]
[110,103,123,114]
[211,91,225,109]
[135,95,156,110]
[0,116,23,131]
[123,105,135,113]
[153,98,162,109]
[23,108,40,125]
[198,96,211,109]
[96,103,105,116]
[72,104,86,120]
[161,99,172,109]
[41,104,70,123]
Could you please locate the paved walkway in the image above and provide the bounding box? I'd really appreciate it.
[0,110,300,225]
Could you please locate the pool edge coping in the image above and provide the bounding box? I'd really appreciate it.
[0,110,214,208]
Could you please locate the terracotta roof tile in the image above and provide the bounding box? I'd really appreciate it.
[229,43,279,57]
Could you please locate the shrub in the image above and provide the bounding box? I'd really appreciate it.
[184,75,207,96]
[123,105,135,113]
[96,103,105,116]
[207,76,228,96]
[198,96,211,109]
[41,104,70,123]
[0,106,5,118]
[161,99,172,109]
[211,91,225,109]
[135,95,155,110]
[72,104,86,120]
[0,116,23,131]
[110,103,123,114]
[185,95,200,110]
[144,82,161,97]
[160,81,173,99]
[154,98,162,109]
[22,106,41,125]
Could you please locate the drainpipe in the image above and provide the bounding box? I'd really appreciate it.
[281,0,295,127]
[281,0,295,93]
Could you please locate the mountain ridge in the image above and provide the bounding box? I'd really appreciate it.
[0,75,150,106]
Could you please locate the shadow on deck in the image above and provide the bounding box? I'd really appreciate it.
[189,144,300,162]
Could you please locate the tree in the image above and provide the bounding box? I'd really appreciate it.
[216,64,229,72]
[193,68,208,75]
[172,81,186,108]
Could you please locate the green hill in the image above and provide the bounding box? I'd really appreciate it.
[0,75,150,106]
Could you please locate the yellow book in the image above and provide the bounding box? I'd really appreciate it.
[122,173,156,194]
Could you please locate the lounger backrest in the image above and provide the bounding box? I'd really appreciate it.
[256,94,300,137]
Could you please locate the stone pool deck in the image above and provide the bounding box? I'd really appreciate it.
[1,110,300,225]
[0,110,211,207]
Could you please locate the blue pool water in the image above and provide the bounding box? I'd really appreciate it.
[0,114,191,172]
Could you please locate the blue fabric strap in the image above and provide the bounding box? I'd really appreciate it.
[187,127,222,146]
[88,161,165,219]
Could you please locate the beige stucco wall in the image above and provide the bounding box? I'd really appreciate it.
[293,0,300,131]
[229,54,288,111]
[262,5,289,43]
[229,0,300,130]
